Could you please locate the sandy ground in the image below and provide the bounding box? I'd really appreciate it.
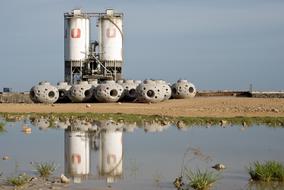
[0,97,283,117]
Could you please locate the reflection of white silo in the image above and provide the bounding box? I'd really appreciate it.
[64,9,90,84]
[99,129,123,183]
[98,9,123,80]
[64,128,90,183]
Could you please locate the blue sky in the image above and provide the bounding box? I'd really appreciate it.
[0,0,283,91]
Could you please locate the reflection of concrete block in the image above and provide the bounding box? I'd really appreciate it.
[30,81,59,103]
[143,122,171,133]
[55,120,69,129]
[32,118,50,129]
[171,80,196,99]
[95,80,123,103]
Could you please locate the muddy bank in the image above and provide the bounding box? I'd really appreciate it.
[0,176,69,190]
[0,97,283,117]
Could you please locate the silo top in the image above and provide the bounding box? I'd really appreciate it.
[72,9,82,15]
[106,9,114,16]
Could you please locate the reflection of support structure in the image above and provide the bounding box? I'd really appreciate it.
[64,127,90,183]
[99,129,123,184]
[64,9,123,84]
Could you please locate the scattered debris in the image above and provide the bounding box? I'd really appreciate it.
[173,176,184,190]
[22,125,32,134]
[29,177,38,182]
[60,174,69,184]
[50,186,61,190]
[271,108,279,113]
[86,104,91,108]
[212,163,226,170]
[2,156,9,160]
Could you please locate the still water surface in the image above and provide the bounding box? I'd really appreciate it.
[0,118,283,190]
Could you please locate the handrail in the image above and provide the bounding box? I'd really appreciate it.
[90,54,112,75]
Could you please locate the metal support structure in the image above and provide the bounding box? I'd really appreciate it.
[64,9,124,84]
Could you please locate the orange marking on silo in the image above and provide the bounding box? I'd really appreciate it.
[72,154,81,164]
[71,28,81,38]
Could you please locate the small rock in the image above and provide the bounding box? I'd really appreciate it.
[50,186,61,190]
[2,156,9,160]
[242,121,247,127]
[30,177,38,182]
[118,102,122,105]
[271,108,279,113]
[173,176,184,189]
[212,163,226,170]
[51,104,55,107]
[60,174,70,184]
[86,104,91,108]
[22,126,32,134]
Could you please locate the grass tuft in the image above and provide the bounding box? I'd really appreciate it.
[184,168,219,190]
[34,161,56,178]
[248,161,284,182]
[7,173,30,186]
[0,122,6,133]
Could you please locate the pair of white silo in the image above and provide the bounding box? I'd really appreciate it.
[64,9,123,84]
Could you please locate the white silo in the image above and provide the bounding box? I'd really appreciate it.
[99,129,123,182]
[64,9,90,84]
[64,128,90,183]
[98,9,123,80]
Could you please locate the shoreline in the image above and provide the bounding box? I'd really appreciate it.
[0,97,283,117]
[0,97,284,127]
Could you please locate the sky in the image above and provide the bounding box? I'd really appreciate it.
[0,0,283,91]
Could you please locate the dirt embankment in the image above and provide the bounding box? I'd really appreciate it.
[0,97,283,117]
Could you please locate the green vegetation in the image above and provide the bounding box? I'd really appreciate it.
[1,112,284,128]
[7,173,30,186]
[248,161,284,182]
[0,122,6,133]
[34,162,56,178]
[178,116,284,127]
[184,169,219,190]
